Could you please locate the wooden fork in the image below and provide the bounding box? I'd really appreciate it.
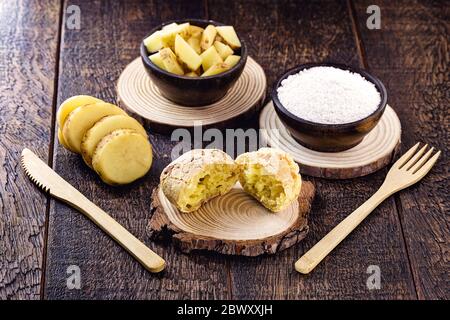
[295,143,441,274]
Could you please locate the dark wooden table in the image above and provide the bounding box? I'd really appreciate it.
[1,0,448,300]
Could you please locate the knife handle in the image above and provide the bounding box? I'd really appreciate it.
[63,193,166,273]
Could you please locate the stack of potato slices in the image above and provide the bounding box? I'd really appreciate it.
[57,95,152,185]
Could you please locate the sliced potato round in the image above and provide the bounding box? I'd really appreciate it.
[56,95,103,128]
[57,128,76,152]
[62,102,127,153]
[81,114,148,167]
[92,129,153,185]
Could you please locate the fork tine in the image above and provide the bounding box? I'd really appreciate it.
[392,142,420,169]
[413,150,441,177]
[404,144,428,170]
[409,147,434,173]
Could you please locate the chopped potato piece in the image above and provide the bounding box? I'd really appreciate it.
[161,22,190,48]
[92,129,152,185]
[200,24,217,51]
[149,52,165,70]
[174,34,202,71]
[185,71,198,77]
[162,22,178,30]
[177,22,191,39]
[215,26,241,49]
[201,62,230,77]
[162,22,190,38]
[81,114,148,167]
[187,25,204,39]
[214,41,234,60]
[200,46,223,72]
[224,55,240,68]
[159,48,184,75]
[143,31,163,53]
[187,36,201,54]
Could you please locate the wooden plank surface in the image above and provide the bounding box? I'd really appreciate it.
[355,0,449,299]
[44,0,232,299]
[0,0,61,299]
[0,0,445,300]
[208,0,417,299]
[43,0,424,300]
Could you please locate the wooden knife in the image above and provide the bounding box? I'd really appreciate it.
[21,148,165,273]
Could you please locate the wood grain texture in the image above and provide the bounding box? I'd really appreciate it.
[45,0,231,299]
[208,0,417,299]
[296,144,441,274]
[148,182,314,256]
[117,57,266,132]
[0,0,439,300]
[260,102,402,179]
[354,0,449,299]
[0,0,61,299]
[21,148,165,273]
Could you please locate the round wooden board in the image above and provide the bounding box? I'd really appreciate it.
[148,181,315,256]
[117,57,266,131]
[259,102,402,179]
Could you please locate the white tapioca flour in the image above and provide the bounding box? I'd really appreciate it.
[277,66,381,124]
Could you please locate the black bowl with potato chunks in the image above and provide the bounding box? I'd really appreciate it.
[140,19,247,106]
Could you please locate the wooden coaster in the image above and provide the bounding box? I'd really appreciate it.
[148,181,315,256]
[117,57,266,131]
[259,102,401,179]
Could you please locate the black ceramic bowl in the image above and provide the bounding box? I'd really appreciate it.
[140,19,248,106]
[272,62,388,152]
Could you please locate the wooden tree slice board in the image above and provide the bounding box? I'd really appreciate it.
[117,57,266,132]
[259,102,402,179]
[148,181,315,256]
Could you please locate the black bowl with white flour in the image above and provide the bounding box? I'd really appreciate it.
[272,63,387,152]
